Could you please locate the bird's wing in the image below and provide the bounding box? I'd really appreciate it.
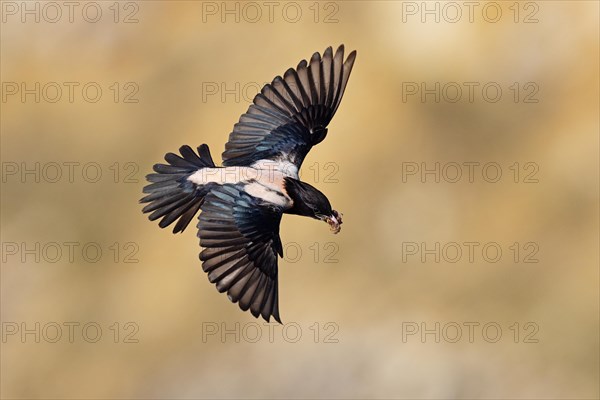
[198,184,284,323]
[222,45,357,172]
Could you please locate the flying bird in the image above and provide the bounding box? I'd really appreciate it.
[141,45,357,323]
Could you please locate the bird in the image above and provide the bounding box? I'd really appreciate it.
[140,45,357,323]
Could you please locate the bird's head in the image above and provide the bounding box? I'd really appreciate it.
[284,178,343,234]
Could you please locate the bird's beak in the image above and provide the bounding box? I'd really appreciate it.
[325,210,343,234]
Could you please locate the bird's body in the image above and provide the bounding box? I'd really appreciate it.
[187,161,295,208]
[141,45,356,322]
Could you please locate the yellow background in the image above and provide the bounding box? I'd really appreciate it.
[1,1,598,398]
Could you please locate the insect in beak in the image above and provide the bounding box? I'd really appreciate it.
[325,210,343,234]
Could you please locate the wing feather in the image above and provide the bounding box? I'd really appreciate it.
[222,45,357,169]
[198,185,283,323]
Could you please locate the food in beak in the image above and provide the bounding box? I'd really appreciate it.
[325,210,343,234]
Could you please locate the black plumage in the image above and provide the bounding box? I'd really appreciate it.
[141,45,356,322]
[141,144,216,233]
[222,45,356,168]
[198,185,283,322]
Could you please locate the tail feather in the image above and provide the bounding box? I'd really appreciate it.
[141,144,216,234]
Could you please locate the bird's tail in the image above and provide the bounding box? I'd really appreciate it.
[140,144,216,233]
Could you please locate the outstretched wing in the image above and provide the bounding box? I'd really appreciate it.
[222,45,357,171]
[197,184,284,323]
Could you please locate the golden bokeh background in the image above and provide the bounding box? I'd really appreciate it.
[1,1,598,398]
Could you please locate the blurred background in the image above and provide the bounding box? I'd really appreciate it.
[1,1,598,398]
